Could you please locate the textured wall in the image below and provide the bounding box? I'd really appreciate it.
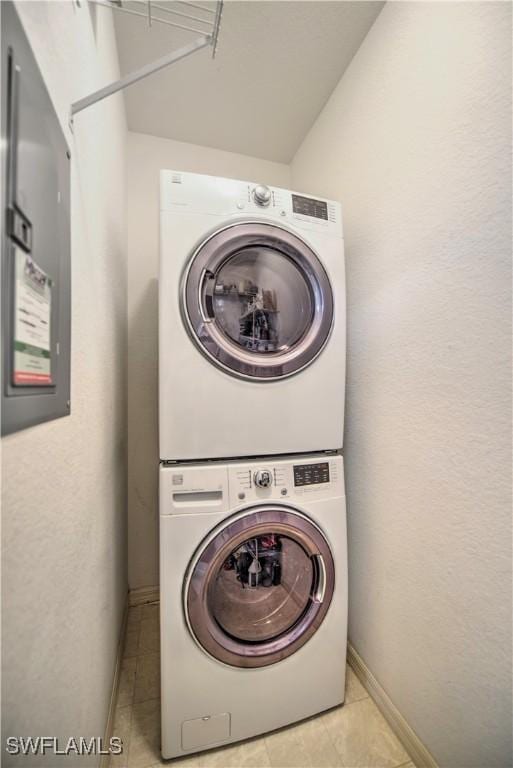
[127,131,290,590]
[2,2,127,764]
[291,3,512,767]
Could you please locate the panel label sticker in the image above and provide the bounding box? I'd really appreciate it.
[13,249,53,386]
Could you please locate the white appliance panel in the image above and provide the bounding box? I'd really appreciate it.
[159,171,346,460]
[160,455,347,759]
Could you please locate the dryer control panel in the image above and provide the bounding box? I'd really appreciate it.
[160,170,343,237]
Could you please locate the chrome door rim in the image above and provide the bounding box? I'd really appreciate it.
[181,221,334,381]
[184,506,335,668]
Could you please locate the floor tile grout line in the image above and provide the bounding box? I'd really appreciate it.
[132,651,161,660]
[136,615,144,656]
[339,695,370,711]
[261,733,273,768]
[317,712,343,768]
[123,704,134,768]
[322,695,407,768]
[131,695,160,715]
[346,691,369,704]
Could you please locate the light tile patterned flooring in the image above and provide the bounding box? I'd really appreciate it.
[111,603,415,768]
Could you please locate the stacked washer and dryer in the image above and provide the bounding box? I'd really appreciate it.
[158,171,347,759]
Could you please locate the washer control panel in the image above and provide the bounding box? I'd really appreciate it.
[160,171,342,235]
[228,455,343,505]
[163,455,344,516]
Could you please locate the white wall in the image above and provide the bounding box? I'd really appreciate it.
[2,2,127,764]
[127,131,290,590]
[291,3,512,767]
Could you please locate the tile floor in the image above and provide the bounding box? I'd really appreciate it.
[111,603,414,768]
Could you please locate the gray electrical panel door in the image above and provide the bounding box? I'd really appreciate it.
[1,2,71,435]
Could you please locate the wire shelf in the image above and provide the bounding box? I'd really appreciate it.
[89,0,223,55]
[71,0,223,119]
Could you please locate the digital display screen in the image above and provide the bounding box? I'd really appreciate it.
[293,462,330,487]
[292,194,328,220]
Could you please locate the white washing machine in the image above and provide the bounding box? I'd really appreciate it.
[160,453,347,759]
[159,171,346,461]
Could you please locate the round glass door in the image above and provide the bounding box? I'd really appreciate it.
[185,507,335,668]
[182,222,334,380]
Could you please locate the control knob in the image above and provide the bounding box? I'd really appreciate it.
[254,469,273,488]
[252,185,271,207]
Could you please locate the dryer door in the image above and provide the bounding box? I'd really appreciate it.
[182,222,333,380]
[184,507,335,668]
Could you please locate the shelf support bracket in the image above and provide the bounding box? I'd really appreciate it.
[70,33,211,126]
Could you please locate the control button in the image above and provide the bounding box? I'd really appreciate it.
[280,210,287,216]
[252,185,271,207]
[254,469,272,488]
[281,488,287,496]
[238,492,246,500]
[236,202,245,210]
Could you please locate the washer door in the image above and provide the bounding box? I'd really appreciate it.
[182,222,333,380]
[184,507,335,668]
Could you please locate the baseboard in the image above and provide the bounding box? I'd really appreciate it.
[347,643,438,768]
[99,595,129,768]
[128,584,160,607]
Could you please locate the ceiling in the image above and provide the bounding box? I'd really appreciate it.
[113,1,384,163]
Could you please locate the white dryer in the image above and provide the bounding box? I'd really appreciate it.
[159,171,345,461]
[160,453,347,759]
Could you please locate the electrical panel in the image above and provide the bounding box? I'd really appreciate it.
[1,2,71,435]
